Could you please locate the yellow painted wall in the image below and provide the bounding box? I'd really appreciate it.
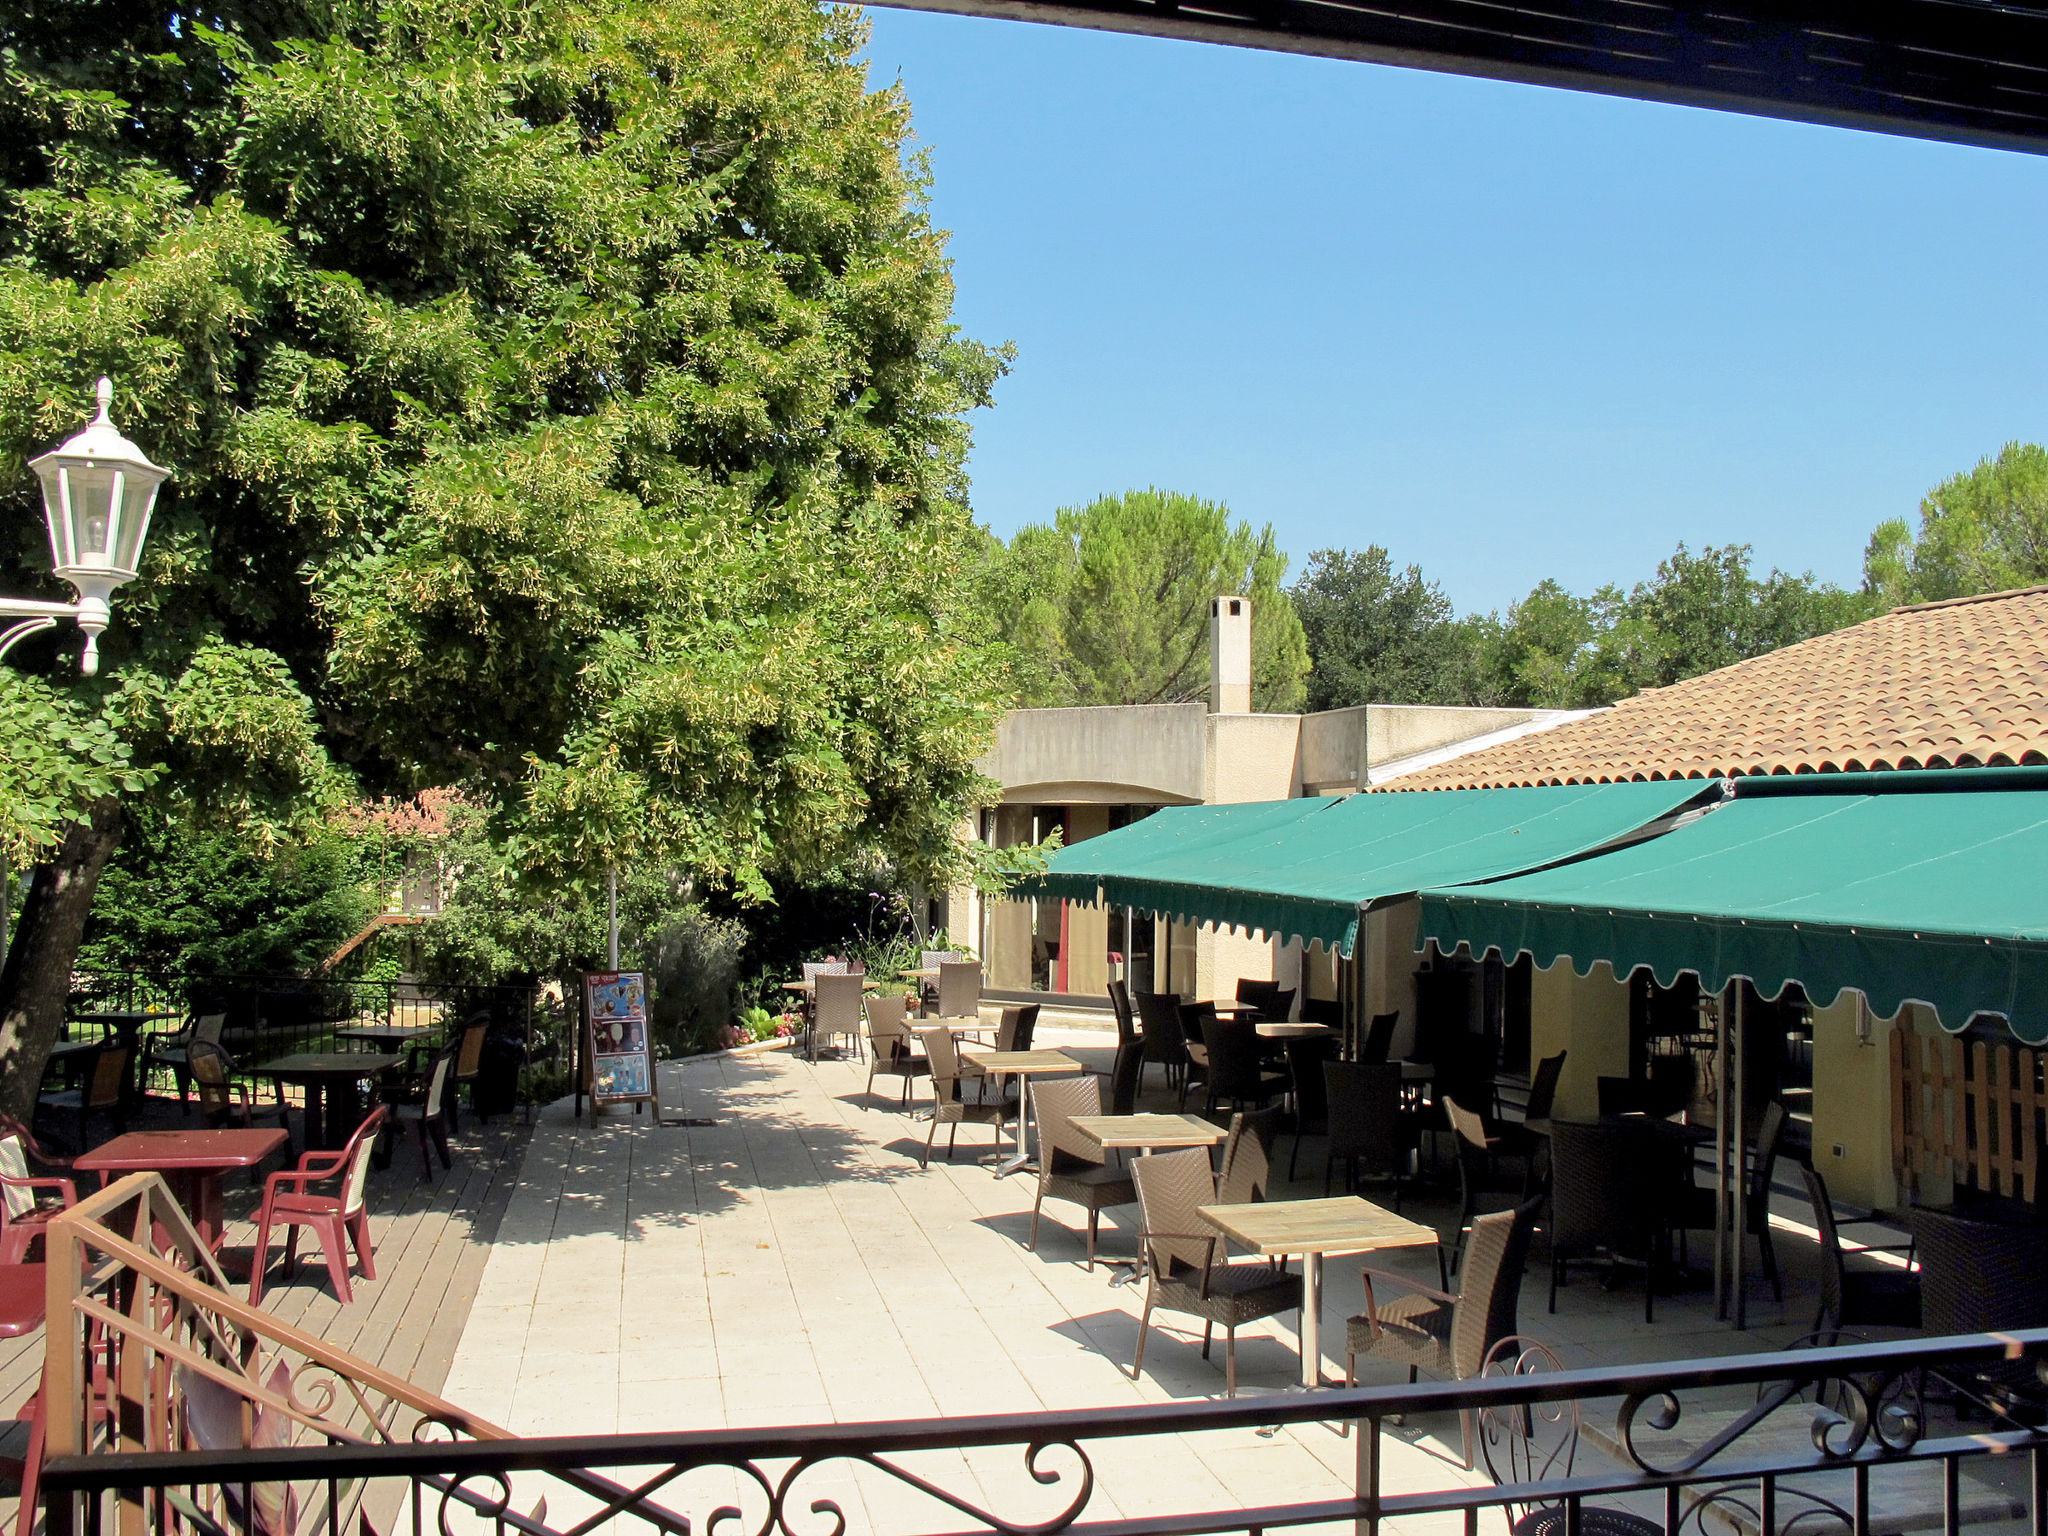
[986,804,1036,990]
[1532,959,1631,1121]
[1808,992,1896,1210]
[1062,807,1112,995]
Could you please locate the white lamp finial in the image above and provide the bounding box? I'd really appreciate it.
[93,377,113,424]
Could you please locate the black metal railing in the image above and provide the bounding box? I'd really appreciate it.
[40,1329,2048,1536]
[65,969,543,1101]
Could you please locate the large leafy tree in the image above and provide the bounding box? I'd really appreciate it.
[1290,546,1476,711]
[1865,442,2048,604]
[0,0,1009,1116]
[981,489,1309,712]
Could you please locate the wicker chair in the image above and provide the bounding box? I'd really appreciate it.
[1107,980,1142,1113]
[1346,1195,1538,1467]
[1217,1109,1280,1207]
[1135,991,1195,1100]
[1675,1100,1789,1299]
[1129,1148,1303,1396]
[1910,1193,2048,1405]
[935,961,983,1024]
[1489,1050,1566,1160]
[1359,1011,1400,1066]
[994,1003,1040,1053]
[1547,1120,1666,1322]
[144,1013,225,1109]
[1201,1016,1288,1117]
[1233,979,1295,1021]
[37,1041,131,1153]
[1030,1075,1135,1269]
[863,995,928,1108]
[1803,1163,1920,1338]
[1286,1036,1338,1179]
[1323,1060,1419,1202]
[812,973,867,1062]
[916,1026,1012,1166]
[918,949,961,1015]
[1443,1094,1539,1272]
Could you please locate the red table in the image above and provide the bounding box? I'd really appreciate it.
[75,1129,289,1249]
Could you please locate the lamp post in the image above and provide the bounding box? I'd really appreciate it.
[3,378,169,676]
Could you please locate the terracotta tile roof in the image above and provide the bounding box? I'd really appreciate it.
[1382,584,2048,791]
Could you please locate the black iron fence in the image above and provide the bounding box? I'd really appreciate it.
[40,1329,2048,1536]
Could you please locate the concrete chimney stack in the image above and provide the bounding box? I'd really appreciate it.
[1210,595,1252,714]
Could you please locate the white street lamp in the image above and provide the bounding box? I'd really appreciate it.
[5,378,169,676]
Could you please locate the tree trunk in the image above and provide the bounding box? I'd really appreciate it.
[0,796,124,1125]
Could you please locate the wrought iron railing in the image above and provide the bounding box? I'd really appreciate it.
[32,1174,2048,1536]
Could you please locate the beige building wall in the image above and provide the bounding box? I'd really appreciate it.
[1062,806,1112,995]
[1530,959,1632,1122]
[1808,994,1902,1210]
[1361,901,1423,1056]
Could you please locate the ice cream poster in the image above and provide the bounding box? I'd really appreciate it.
[584,970,655,1105]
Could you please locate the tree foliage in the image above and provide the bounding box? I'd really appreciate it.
[0,0,1010,895]
[1289,547,1473,711]
[1865,442,2048,605]
[980,489,1309,712]
[0,673,153,869]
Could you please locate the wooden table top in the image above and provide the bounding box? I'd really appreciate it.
[962,1049,1080,1074]
[898,967,945,980]
[250,1052,403,1079]
[780,978,879,993]
[1201,1001,1262,1016]
[1070,1113,1228,1150]
[0,1264,45,1339]
[1199,1195,1441,1257]
[77,1128,289,1173]
[1255,1022,1334,1040]
[68,1010,181,1025]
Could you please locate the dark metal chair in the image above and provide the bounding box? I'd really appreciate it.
[1488,1050,1566,1161]
[1286,1035,1338,1178]
[1129,1148,1303,1396]
[1107,979,1141,1112]
[1135,991,1195,1101]
[1442,1094,1539,1272]
[1324,1060,1419,1202]
[1676,1100,1789,1299]
[1475,1336,1663,1534]
[1802,1162,1920,1339]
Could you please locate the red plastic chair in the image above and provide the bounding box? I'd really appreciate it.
[249,1107,386,1305]
[0,1127,79,1265]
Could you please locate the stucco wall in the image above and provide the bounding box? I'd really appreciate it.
[981,703,1209,805]
[1298,704,1558,793]
[1809,995,1898,1210]
[1531,959,1632,1121]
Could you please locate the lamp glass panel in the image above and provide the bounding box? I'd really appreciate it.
[111,474,157,574]
[65,464,117,562]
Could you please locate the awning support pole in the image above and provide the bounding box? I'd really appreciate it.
[1732,984,1750,1330]
[1713,990,1730,1319]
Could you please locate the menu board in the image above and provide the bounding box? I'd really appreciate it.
[584,971,655,1105]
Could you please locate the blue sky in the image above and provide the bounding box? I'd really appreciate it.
[857,9,2048,616]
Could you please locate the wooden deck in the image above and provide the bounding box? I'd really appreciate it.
[0,1100,531,1534]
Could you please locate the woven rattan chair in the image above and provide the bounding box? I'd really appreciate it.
[1129,1148,1303,1396]
[1107,980,1141,1113]
[1547,1120,1665,1322]
[189,1041,293,1152]
[1910,1194,2048,1404]
[1443,1094,1539,1272]
[1676,1100,1788,1298]
[1217,1108,1279,1207]
[1803,1163,1920,1338]
[1135,991,1194,1100]
[1489,1051,1566,1160]
[145,1013,225,1109]
[1030,1075,1135,1269]
[1324,1060,1420,1202]
[1202,1016,1288,1117]
[863,995,928,1107]
[916,1026,1012,1166]
[1179,1001,1216,1108]
[1233,980,1295,1021]
[1360,1011,1400,1066]
[935,961,983,1024]
[994,1003,1040,1053]
[918,949,961,1015]
[1346,1194,1537,1467]
[812,972,867,1062]
[1286,1035,1337,1179]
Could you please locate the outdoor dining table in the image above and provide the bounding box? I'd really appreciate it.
[248,1053,402,1150]
[962,1048,1082,1177]
[74,1128,289,1250]
[333,1022,437,1049]
[1254,1022,1333,1041]
[1069,1112,1229,1154]
[1198,1194,1441,1388]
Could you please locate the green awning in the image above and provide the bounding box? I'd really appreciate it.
[1028,779,1711,954]
[1419,767,2048,1042]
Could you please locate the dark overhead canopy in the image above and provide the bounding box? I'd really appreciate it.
[1419,768,2048,1041]
[872,0,2048,156]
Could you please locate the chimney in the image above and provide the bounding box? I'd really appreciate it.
[1209,595,1252,713]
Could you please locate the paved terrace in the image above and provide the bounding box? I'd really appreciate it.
[433,1025,1831,1536]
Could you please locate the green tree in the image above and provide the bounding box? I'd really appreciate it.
[1289,546,1478,710]
[0,0,1010,1117]
[982,489,1309,712]
[1864,442,2048,604]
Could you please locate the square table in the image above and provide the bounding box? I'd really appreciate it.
[1199,1194,1441,1387]
[76,1129,290,1249]
[333,1022,437,1048]
[249,1053,402,1149]
[961,1048,1082,1176]
[1254,1022,1333,1041]
[1069,1113,1229,1153]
